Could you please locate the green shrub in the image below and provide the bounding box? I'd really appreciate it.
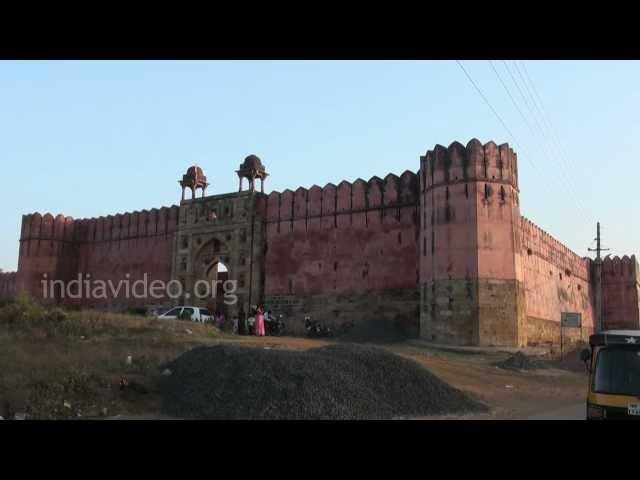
[0,293,45,327]
[44,308,68,323]
[26,367,104,419]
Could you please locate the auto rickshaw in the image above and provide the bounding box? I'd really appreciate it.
[580,330,640,420]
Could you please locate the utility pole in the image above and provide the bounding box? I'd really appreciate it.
[588,222,610,333]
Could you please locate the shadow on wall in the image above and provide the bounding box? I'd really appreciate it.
[336,314,419,344]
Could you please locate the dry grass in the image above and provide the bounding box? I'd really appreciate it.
[0,295,222,419]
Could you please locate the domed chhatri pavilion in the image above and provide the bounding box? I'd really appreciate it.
[179,165,209,200]
[12,142,640,346]
[236,154,268,193]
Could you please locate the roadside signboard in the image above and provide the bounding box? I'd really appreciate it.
[560,312,582,361]
[561,312,582,328]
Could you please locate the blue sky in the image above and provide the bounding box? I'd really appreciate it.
[0,60,637,271]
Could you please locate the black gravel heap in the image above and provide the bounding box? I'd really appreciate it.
[159,343,487,419]
[494,351,545,371]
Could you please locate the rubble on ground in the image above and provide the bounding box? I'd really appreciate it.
[494,351,545,371]
[159,343,487,420]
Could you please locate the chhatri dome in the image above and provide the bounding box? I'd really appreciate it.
[237,154,268,193]
[179,164,209,201]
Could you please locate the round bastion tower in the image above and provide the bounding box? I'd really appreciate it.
[418,139,525,347]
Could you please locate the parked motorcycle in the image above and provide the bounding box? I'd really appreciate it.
[266,315,286,336]
[304,316,334,338]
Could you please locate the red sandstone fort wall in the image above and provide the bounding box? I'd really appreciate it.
[518,217,595,345]
[17,206,179,308]
[264,171,419,334]
[16,213,78,302]
[419,139,525,346]
[0,272,16,300]
[602,255,640,330]
[420,140,522,284]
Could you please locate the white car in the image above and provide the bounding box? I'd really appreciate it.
[157,306,213,324]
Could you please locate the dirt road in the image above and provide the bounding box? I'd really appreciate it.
[527,403,585,420]
[382,341,588,420]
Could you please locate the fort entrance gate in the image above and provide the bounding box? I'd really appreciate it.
[170,159,268,318]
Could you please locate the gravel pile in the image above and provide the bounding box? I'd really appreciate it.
[159,343,487,419]
[494,351,545,371]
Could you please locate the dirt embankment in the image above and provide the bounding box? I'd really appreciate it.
[0,296,222,420]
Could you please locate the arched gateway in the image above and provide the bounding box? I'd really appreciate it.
[171,162,268,319]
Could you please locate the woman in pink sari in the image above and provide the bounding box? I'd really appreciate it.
[255,307,266,337]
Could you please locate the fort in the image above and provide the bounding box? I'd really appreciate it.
[5,139,640,346]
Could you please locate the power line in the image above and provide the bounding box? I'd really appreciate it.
[455,60,555,199]
[458,60,596,259]
[518,61,588,203]
[511,60,585,196]
[512,61,590,218]
[494,60,590,225]
[501,60,590,224]
[488,60,529,127]
[455,61,519,143]
[489,60,586,218]
[514,62,600,258]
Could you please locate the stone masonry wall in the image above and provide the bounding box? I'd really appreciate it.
[518,217,595,347]
[602,255,640,330]
[266,288,419,336]
[0,272,16,300]
[264,171,420,335]
[17,207,179,309]
[419,139,525,346]
[420,279,478,345]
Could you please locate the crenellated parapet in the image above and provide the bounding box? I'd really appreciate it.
[421,139,519,192]
[601,254,640,330]
[27,205,182,245]
[519,216,591,281]
[265,171,419,224]
[602,255,639,282]
[19,213,76,242]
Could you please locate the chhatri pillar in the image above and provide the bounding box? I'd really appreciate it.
[236,154,268,193]
[179,165,209,201]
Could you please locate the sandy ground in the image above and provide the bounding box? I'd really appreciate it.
[389,344,587,419]
[526,403,585,420]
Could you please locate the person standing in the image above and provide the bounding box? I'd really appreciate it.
[255,306,266,337]
[238,307,246,335]
[263,309,271,335]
